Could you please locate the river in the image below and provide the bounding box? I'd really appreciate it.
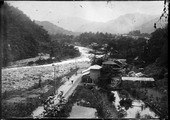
[112,91,159,118]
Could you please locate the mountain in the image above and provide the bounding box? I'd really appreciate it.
[35,21,80,36]
[103,13,158,34]
[134,17,168,33]
[2,3,51,66]
[75,21,105,33]
[35,13,164,35]
[50,17,92,32]
[75,13,159,34]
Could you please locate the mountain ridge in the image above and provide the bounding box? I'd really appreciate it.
[35,20,80,36]
[49,13,162,34]
[75,13,159,34]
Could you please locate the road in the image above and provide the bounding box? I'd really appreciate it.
[32,68,85,118]
[30,46,92,118]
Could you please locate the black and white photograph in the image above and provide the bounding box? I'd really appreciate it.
[1,0,168,119]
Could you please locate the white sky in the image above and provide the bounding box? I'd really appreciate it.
[7,1,164,22]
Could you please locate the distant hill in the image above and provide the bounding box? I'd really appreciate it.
[35,21,80,36]
[75,21,105,33]
[103,13,158,34]
[50,17,92,32]
[134,17,168,33]
[75,13,159,34]
[46,13,163,34]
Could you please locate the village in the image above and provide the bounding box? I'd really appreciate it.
[31,46,167,119]
[2,1,168,119]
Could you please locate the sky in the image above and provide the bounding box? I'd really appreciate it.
[7,1,164,23]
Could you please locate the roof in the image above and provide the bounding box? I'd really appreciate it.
[89,65,102,70]
[82,65,101,73]
[122,77,154,81]
[82,68,90,73]
[82,71,90,76]
[102,61,118,65]
[96,55,104,58]
[114,60,123,65]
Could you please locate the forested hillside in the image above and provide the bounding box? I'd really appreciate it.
[1,3,80,67]
[2,3,51,67]
[140,26,168,67]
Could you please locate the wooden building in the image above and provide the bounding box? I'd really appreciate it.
[89,65,102,83]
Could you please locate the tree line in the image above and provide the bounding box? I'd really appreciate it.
[74,27,168,68]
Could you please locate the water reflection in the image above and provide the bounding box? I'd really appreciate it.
[112,91,159,118]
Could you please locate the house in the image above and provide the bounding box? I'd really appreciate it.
[102,60,122,75]
[103,60,120,66]
[82,65,102,84]
[114,60,123,67]
[121,77,155,87]
[89,65,102,83]
[122,77,154,82]
[82,70,92,83]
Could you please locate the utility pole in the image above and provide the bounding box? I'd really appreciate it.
[75,60,77,69]
[52,64,56,95]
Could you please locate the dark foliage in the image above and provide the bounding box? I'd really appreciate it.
[74,31,148,64]
[141,27,168,67]
[74,24,167,68]
[107,91,115,102]
[119,98,132,110]
[2,3,51,67]
[49,40,80,60]
[1,3,81,67]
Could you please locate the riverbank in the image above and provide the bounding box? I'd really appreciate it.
[120,63,168,119]
[142,63,168,118]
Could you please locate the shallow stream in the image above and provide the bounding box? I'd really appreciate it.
[112,91,159,118]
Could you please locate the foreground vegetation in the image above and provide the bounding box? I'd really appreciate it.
[44,84,118,118]
[2,68,79,118]
[120,65,168,118]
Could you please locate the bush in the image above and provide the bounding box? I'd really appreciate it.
[107,92,115,102]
